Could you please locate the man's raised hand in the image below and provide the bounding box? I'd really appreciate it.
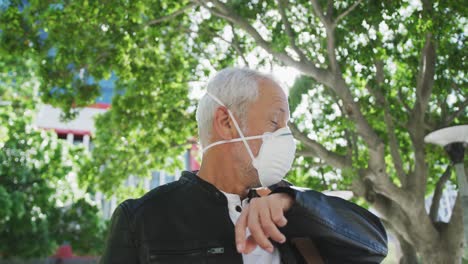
[235,193,293,254]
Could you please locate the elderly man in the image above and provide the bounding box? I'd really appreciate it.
[101,68,388,263]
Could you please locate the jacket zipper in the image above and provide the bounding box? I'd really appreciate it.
[149,247,225,259]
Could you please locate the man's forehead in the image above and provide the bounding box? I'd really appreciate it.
[258,82,287,100]
[271,95,289,112]
[258,78,284,92]
[254,77,290,113]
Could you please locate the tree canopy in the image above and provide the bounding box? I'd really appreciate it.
[0,97,107,257]
[1,0,467,262]
[0,25,107,257]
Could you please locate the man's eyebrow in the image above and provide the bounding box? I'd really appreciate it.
[269,108,287,116]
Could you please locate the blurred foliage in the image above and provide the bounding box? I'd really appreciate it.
[1,0,201,197]
[0,0,465,193]
[283,0,467,194]
[0,0,467,260]
[0,97,107,257]
[51,198,109,256]
[1,0,465,196]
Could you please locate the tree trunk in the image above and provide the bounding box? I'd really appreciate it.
[397,235,418,264]
[420,246,462,264]
[417,220,463,264]
[392,225,461,263]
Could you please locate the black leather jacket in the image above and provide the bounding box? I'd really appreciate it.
[100,171,387,263]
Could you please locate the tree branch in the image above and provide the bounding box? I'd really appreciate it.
[325,30,339,72]
[310,0,339,73]
[366,61,407,184]
[199,0,334,86]
[184,25,250,67]
[277,0,308,61]
[146,3,196,26]
[211,26,250,67]
[406,2,437,196]
[332,77,386,170]
[397,87,412,114]
[407,32,437,197]
[351,131,359,162]
[325,0,334,20]
[289,122,351,169]
[452,82,467,98]
[229,25,250,67]
[429,165,451,222]
[385,112,407,184]
[332,0,363,28]
[329,93,355,160]
[343,129,354,161]
[441,98,468,127]
[415,33,436,114]
[359,167,412,210]
[296,149,318,158]
[309,0,329,27]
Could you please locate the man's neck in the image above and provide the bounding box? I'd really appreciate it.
[197,149,250,199]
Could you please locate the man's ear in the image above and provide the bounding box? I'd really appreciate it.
[213,106,236,140]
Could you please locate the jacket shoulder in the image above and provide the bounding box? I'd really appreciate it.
[119,179,186,217]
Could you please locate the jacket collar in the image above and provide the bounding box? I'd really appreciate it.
[180,171,228,205]
[180,171,261,202]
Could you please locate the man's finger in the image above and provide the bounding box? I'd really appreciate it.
[259,203,286,243]
[243,235,258,254]
[248,202,274,252]
[235,205,249,253]
[269,199,288,228]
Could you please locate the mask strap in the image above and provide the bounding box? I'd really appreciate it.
[205,92,256,160]
[202,134,264,153]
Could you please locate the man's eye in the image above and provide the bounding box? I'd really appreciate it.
[271,121,278,126]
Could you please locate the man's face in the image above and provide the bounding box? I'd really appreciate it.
[233,78,290,187]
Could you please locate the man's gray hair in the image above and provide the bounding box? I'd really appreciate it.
[196,67,276,148]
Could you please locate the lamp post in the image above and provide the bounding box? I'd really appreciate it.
[425,125,468,256]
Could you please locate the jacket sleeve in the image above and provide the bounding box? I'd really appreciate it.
[100,203,139,264]
[275,187,388,264]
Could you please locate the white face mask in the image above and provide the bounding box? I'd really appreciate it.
[202,92,297,187]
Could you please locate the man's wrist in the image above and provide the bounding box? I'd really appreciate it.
[270,186,296,200]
